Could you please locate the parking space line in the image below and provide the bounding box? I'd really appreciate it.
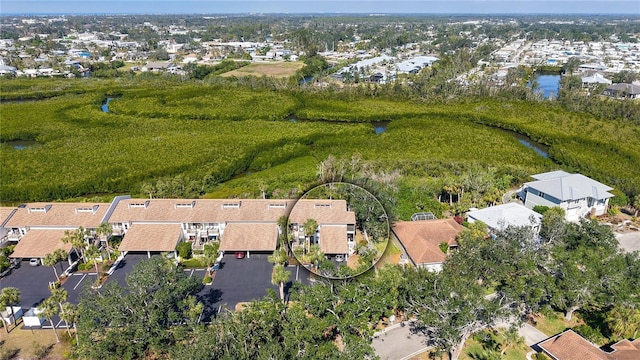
[73,274,88,290]
[296,266,299,281]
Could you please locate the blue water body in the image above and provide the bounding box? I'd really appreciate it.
[373,121,389,134]
[101,97,113,112]
[78,52,91,58]
[518,139,549,158]
[534,74,560,99]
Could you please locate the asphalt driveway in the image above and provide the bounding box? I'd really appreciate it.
[198,253,312,321]
[102,253,150,288]
[0,260,58,308]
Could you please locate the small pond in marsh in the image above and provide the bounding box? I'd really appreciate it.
[373,121,389,134]
[2,140,42,150]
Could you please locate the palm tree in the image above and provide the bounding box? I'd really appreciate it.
[303,218,318,253]
[43,249,68,282]
[62,227,89,262]
[95,222,113,260]
[268,248,287,266]
[607,305,640,339]
[39,297,60,342]
[84,245,101,282]
[60,302,78,342]
[50,288,68,314]
[202,243,219,276]
[500,326,524,356]
[633,195,640,217]
[0,287,21,333]
[271,264,290,302]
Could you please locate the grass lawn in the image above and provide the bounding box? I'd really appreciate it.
[180,257,207,269]
[0,325,73,360]
[458,329,531,360]
[532,311,583,336]
[221,61,305,78]
[375,239,401,268]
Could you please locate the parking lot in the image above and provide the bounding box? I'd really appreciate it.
[0,260,58,308]
[196,253,312,321]
[2,251,315,327]
[102,252,150,288]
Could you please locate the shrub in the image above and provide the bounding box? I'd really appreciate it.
[176,242,192,259]
[533,205,550,215]
[0,346,18,360]
[32,341,50,360]
[203,275,212,284]
[439,242,449,254]
[573,324,607,345]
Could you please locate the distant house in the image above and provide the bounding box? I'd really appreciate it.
[539,329,640,360]
[579,63,607,72]
[581,73,611,86]
[522,171,614,222]
[467,203,542,234]
[603,83,640,99]
[142,61,170,72]
[391,218,463,272]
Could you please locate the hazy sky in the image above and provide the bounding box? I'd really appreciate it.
[1,0,638,15]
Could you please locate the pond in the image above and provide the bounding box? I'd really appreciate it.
[2,140,41,150]
[101,97,114,112]
[373,121,389,134]
[534,74,561,99]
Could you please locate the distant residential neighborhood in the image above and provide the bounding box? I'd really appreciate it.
[1,15,639,96]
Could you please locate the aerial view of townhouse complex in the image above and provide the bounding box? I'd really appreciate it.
[1,3,640,360]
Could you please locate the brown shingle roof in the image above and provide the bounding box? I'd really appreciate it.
[391,219,463,266]
[9,229,72,258]
[118,224,183,252]
[610,338,640,360]
[319,225,349,254]
[108,199,291,224]
[539,330,618,360]
[0,207,17,226]
[289,199,356,225]
[6,203,110,228]
[218,223,278,252]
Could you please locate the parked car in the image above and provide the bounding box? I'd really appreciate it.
[234,251,246,259]
[29,258,39,266]
[335,254,345,262]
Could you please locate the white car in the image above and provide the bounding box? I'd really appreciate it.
[334,255,345,262]
[29,258,40,266]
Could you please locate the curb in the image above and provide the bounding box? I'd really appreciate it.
[373,319,415,337]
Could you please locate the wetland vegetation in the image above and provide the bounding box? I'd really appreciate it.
[1,77,638,218]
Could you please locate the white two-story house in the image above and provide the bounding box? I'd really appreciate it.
[522,171,614,222]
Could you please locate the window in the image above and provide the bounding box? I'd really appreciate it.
[222,203,240,209]
[175,201,195,209]
[28,205,52,213]
[314,203,332,208]
[129,201,150,208]
[76,205,99,214]
[268,203,286,209]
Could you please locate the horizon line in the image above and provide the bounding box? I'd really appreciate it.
[2,12,640,16]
